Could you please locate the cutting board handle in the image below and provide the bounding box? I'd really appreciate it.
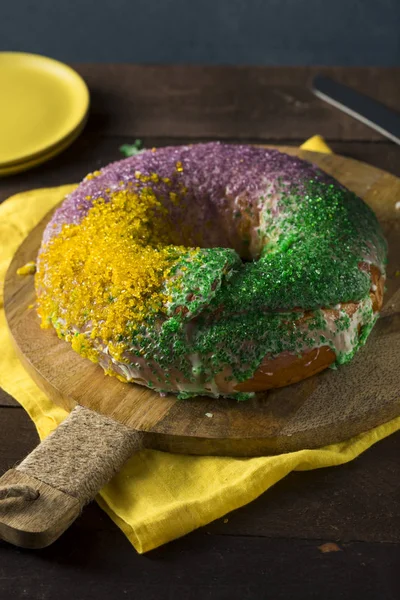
[0,405,142,548]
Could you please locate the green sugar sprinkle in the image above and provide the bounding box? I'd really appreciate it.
[119,139,144,157]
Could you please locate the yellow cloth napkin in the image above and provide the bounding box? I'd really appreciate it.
[1,138,399,554]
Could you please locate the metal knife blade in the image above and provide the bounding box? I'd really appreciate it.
[312,75,400,145]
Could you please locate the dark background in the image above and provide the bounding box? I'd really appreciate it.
[1,0,399,65]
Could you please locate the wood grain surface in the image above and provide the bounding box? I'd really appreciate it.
[1,66,400,599]
[71,66,400,142]
[5,147,400,456]
[0,469,80,549]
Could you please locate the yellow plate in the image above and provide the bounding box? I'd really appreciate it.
[0,116,87,176]
[0,52,89,166]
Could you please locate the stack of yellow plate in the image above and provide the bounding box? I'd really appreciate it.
[0,52,89,176]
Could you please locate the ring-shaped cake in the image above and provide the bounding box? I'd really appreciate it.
[35,143,387,399]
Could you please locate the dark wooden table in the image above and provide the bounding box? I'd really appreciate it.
[1,65,399,600]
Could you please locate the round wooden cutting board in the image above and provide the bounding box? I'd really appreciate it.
[4,148,400,457]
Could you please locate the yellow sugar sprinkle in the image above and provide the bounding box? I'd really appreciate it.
[17,261,36,276]
[85,170,102,181]
[115,373,129,383]
[36,184,196,363]
[69,332,99,363]
[176,161,183,172]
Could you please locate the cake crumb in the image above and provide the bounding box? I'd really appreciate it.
[318,542,341,553]
[205,412,213,418]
